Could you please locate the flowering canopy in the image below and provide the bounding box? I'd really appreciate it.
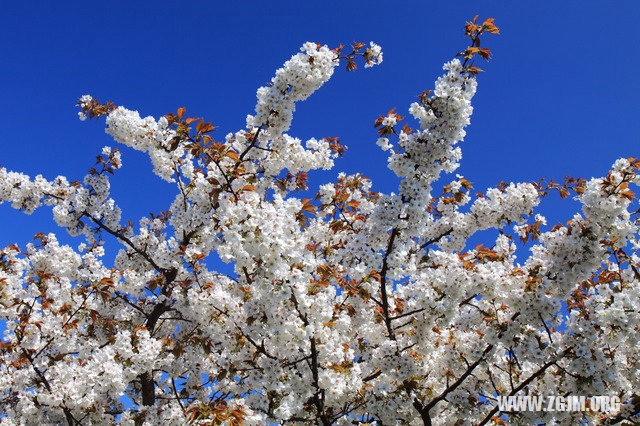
[1,17,639,425]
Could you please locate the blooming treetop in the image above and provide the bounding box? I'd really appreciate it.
[1,17,639,425]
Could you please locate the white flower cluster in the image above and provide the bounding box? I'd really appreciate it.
[246,42,339,139]
[0,40,638,425]
[365,42,383,68]
[77,94,93,121]
[105,109,180,182]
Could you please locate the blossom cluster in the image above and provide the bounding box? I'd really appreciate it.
[1,21,639,425]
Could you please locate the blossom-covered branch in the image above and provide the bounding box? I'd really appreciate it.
[1,17,639,425]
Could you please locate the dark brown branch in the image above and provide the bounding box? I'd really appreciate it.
[414,313,521,423]
[140,372,155,407]
[83,213,166,275]
[24,350,78,425]
[605,394,640,424]
[459,293,479,307]
[538,312,553,344]
[282,354,312,368]
[114,291,147,316]
[86,209,195,410]
[363,369,382,383]
[310,336,330,426]
[243,332,277,360]
[290,292,330,425]
[33,289,93,360]
[380,228,399,340]
[507,348,515,392]
[389,308,425,321]
[424,343,495,413]
[171,377,186,414]
[413,399,432,426]
[477,348,572,425]
[174,166,189,212]
[421,228,453,250]
[146,303,169,333]
[238,125,264,162]
[139,303,169,406]
[205,153,239,201]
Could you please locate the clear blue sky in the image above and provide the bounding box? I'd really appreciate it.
[1,1,639,260]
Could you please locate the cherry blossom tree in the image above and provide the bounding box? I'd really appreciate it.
[1,17,639,425]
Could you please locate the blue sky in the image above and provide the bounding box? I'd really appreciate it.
[1,1,639,260]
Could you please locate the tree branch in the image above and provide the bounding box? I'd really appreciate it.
[477,348,572,425]
[83,213,166,276]
[380,228,399,341]
[421,228,453,250]
[414,312,520,423]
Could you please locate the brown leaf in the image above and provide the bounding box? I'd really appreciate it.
[226,150,240,161]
